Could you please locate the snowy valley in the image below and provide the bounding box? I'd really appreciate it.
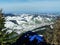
[4,14,54,34]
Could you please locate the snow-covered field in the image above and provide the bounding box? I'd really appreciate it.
[4,14,54,34]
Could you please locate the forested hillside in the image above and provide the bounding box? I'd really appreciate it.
[52,18,60,45]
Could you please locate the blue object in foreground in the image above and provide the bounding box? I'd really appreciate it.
[24,31,44,44]
[29,35,44,43]
[12,31,46,45]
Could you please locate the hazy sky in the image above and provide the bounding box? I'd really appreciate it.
[0,0,60,13]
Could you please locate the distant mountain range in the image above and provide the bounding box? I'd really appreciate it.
[4,14,55,34]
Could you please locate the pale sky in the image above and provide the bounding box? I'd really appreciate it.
[0,0,60,13]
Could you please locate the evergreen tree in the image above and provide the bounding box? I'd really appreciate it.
[0,9,18,45]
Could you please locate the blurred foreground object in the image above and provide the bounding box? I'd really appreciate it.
[12,31,51,45]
